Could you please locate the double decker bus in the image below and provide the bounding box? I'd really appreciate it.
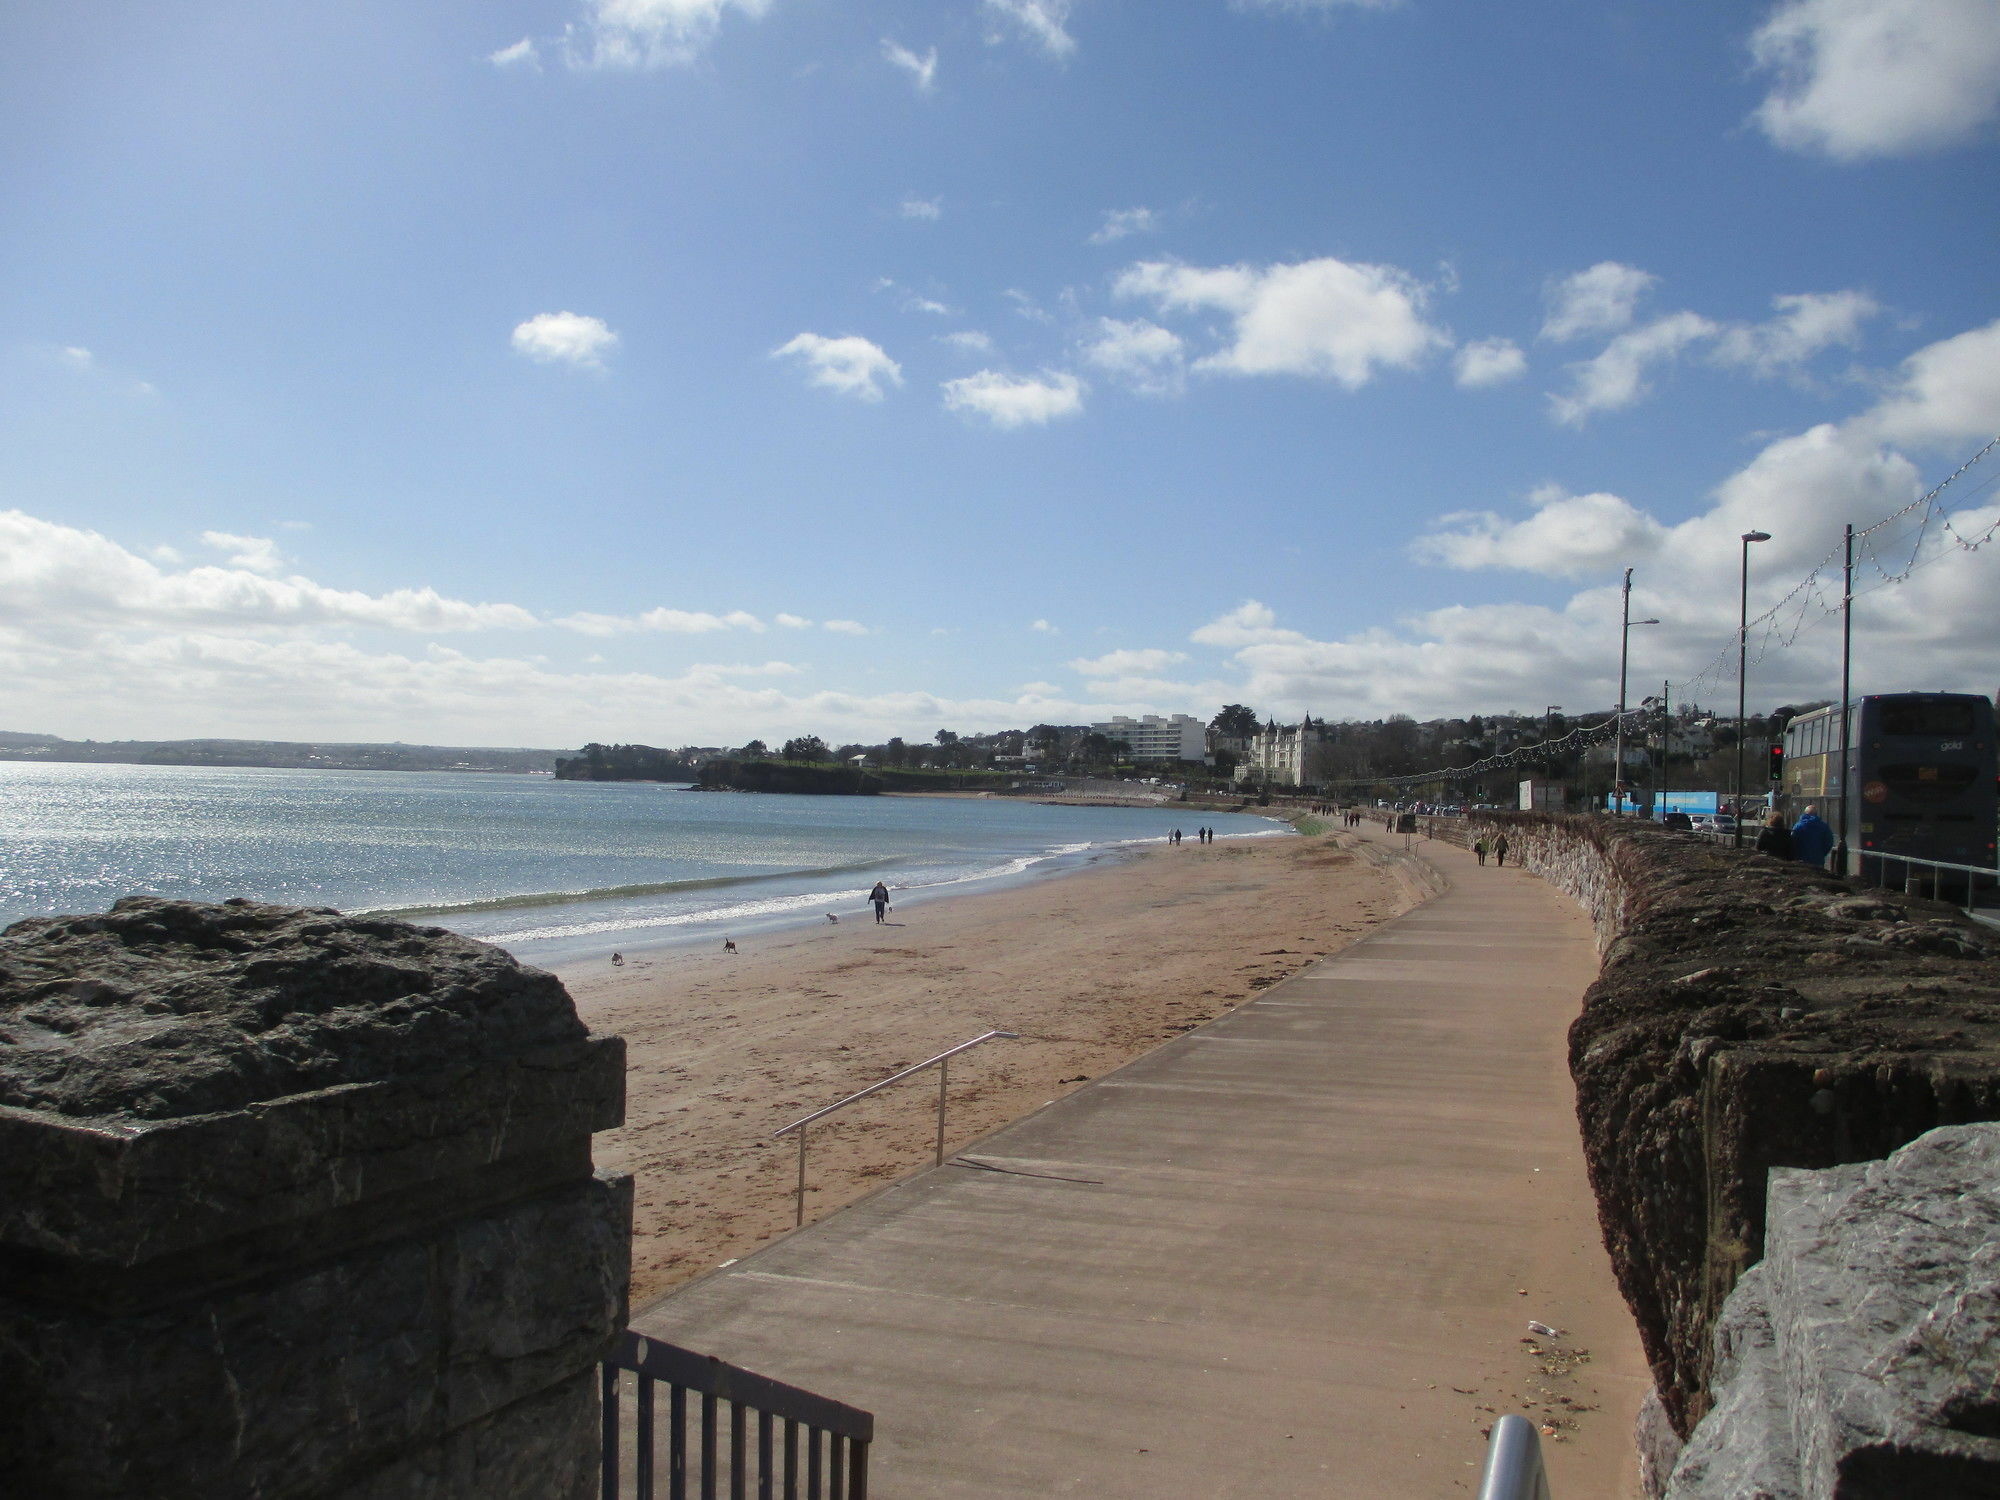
[1779,692,1997,878]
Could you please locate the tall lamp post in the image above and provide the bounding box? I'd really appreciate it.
[1614,566,1661,817]
[1734,530,1772,847]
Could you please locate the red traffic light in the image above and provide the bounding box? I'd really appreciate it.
[1767,745,1785,782]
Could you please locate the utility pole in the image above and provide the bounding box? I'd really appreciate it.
[1735,530,1772,847]
[1658,680,1671,812]
[1836,523,1854,876]
[1614,568,1660,819]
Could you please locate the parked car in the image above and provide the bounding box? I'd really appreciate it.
[1661,811,1694,830]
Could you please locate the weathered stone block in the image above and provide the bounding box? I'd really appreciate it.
[1668,1124,2000,1499]
[0,897,632,1499]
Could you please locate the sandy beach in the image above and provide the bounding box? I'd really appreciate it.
[554,828,1423,1305]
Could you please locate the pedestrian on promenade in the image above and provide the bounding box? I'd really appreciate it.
[1473,837,1488,866]
[1493,833,1510,868]
[1791,805,1836,869]
[1755,813,1793,860]
[868,881,891,923]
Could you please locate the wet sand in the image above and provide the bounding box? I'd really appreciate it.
[555,830,1422,1304]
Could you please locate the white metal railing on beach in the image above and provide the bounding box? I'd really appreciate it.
[773,1030,1019,1226]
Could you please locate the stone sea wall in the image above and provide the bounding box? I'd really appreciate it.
[1410,815,2000,1446]
[0,897,632,1500]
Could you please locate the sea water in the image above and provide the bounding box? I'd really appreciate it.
[0,762,1290,963]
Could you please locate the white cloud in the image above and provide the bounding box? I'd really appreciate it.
[899,195,942,220]
[882,39,937,92]
[1116,256,1447,388]
[511,311,619,368]
[1081,317,1185,396]
[942,370,1085,428]
[1030,618,1059,633]
[983,0,1076,57]
[1548,311,1719,425]
[1189,600,1306,648]
[1858,318,2000,447]
[1089,207,1159,245]
[1069,647,1189,676]
[904,296,951,316]
[1412,485,1672,578]
[59,346,94,370]
[775,613,813,628]
[1713,290,1879,374]
[1454,338,1528,388]
[822,619,869,635]
[1541,262,1656,342]
[940,330,995,354]
[201,531,288,575]
[488,37,540,68]
[1751,0,2000,159]
[555,608,766,636]
[562,0,772,70]
[0,512,539,636]
[698,660,803,676]
[1004,289,1053,323]
[771,333,902,402]
[1213,318,2000,722]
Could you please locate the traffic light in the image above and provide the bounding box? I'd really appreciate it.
[1768,745,1785,782]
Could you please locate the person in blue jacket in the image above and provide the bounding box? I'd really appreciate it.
[1790,804,1836,869]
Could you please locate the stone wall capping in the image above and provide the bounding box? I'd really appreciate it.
[1,897,632,1499]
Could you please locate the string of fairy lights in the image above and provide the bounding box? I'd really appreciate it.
[1324,434,2000,791]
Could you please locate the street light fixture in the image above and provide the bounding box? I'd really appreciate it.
[1614,566,1661,817]
[1734,531,1772,847]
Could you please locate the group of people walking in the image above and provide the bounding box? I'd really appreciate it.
[1471,833,1510,867]
[1171,827,1216,844]
[1754,804,1837,868]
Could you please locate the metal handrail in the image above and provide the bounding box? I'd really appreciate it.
[773,1030,1019,1226]
[1477,1414,1552,1500]
[1857,848,1999,917]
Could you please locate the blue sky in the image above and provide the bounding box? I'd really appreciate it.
[3,0,1997,747]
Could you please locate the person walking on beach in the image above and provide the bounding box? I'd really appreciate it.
[1473,837,1488,866]
[1493,832,1510,868]
[868,881,891,923]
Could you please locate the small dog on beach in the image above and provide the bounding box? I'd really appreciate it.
[826,913,839,924]
[722,938,737,954]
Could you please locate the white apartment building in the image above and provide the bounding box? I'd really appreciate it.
[1090,714,1207,762]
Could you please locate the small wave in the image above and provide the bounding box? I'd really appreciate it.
[486,839,1112,944]
[363,856,901,920]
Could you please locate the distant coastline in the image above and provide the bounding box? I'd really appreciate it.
[0,730,562,775]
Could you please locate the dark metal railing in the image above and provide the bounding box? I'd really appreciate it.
[602,1330,873,1500]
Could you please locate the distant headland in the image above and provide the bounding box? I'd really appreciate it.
[0,730,562,774]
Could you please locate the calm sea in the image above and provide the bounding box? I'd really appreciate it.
[0,763,1289,963]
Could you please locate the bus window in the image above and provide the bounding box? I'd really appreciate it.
[1879,701,1978,736]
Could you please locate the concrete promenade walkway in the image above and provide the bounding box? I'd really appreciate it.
[633,834,1650,1498]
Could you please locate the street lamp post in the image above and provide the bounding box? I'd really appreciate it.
[1614,566,1661,817]
[1734,530,1772,847]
